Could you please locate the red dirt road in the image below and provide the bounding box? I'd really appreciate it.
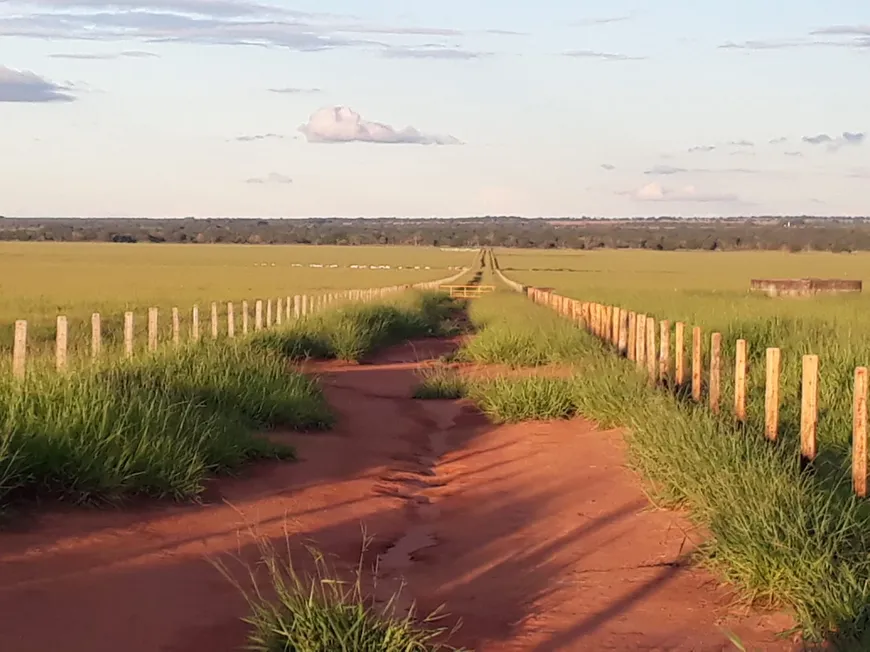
[0,339,795,651]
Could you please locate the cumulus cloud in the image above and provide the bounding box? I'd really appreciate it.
[49,50,158,59]
[563,49,644,61]
[624,182,740,203]
[600,163,616,171]
[785,151,803,157]
[688,145,715,153]
[803,131,866,150]
[730,140,754,147]
[299,106,461,145]
[234,132,285,142]
[769,136,787,144]
[0,65,74,102]
[245,172,292,184]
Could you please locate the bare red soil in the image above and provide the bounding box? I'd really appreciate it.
[0,339,795,651]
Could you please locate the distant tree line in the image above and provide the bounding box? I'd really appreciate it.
[0,216,869,252]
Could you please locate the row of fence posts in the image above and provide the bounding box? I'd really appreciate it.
[8,266,471,381]
[9,287,403,380]
[526,287,868,499]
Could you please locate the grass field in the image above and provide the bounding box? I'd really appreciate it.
[498,248,870,476]
[0,242,472,355]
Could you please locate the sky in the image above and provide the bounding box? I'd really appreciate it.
[0,0,868,218]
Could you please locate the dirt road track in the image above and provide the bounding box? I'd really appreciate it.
[0,338,794,651]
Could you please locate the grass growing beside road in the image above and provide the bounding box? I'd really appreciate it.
[219,537,466,652]
[0,291,461,510]
[425,290,870,647]
[253,291,463,362]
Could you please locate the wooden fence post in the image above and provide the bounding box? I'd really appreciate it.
[709,333,722,413]
[286,296,291,321]
[765,348,781,441]
[255,300,263,330]
[294,295,301,319]
[301,295,308,317]
[211,302,219,339]
[192,305,200,342]
[618,309,629,356]
[611,306,619,345]
[242,300,249,334]
[266,299,273,328]
[91,313,102,359]
[12,320,27,380]
[801,355,819,467]
[734,339,748,423]
[636,314,646,368]
[276,298,283,326]
[124,311,134,358]
[172,307,180,347]
[148,307,158,352]
[675,322,685,387]
[56,316,68,371]
[692,326,702,402]
[659,320,670,384]
[627,312,636,361]
[646,317,657,382]
[854,367,868,498]
[227,302,235,338]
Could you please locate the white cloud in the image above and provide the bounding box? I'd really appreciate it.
[299,106,461,145]
[563,49,644,61]
[0,65,74,102]
[245,172,293,184]
[624,182,741,203]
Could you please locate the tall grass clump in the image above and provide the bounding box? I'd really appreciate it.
[412,365,467,400]
[458,292,586,367]
[217,536,466,652]
[0,342,331,506]
[461,290,870,646]
[253,292,461,362]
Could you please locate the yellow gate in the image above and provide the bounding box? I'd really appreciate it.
[440,285,496,299]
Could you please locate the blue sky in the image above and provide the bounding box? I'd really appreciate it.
[0,0,867,218]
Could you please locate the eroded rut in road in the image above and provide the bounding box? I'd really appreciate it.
[0,337,796,652]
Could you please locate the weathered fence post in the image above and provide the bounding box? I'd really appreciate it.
[56,316,68,371]
[276,298,283,326]
[227,302,235,338]
[675,322,685,387]
[148,307,158,352]
[646,318,657,382]
[266,299,273,328]
[124,311,134,358]
[709,333,722,414]
[636,314,646,368]
[294,295,301,319]
[255,300,263,331]
[242,300,249,335]
[12,320,27,380]
[765,348,781,441]
[659,320,670,384]
[734,339,748,423]
[627,312,636,361]
[172,307,180,347]
[692,326,702,402]
[854,367,868,498]
[618,309,629,356]
[91,313,101,359]
[286,296,292,321]
[211,302,219,339]
[192,305,200,342]
[801,355,819,467]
